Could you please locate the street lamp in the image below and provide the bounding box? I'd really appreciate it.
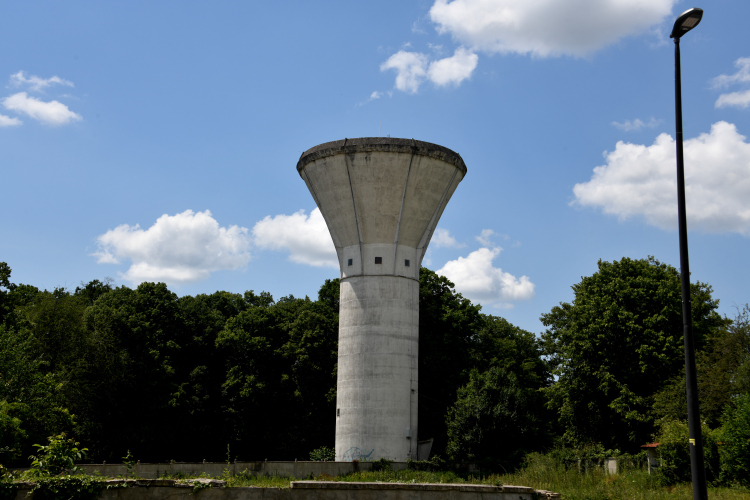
[670,8,707,500]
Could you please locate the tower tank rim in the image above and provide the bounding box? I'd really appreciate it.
[296,137,467,176]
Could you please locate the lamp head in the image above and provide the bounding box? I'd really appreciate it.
[670,8,703,39]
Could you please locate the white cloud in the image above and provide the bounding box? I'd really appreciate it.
[475,228,495,247]
[437,246,535,308]
[380,51,429,93]
[93,210,251,285]
[713,58,750,109]
[370,91,383,100]
[573,121,750,235]
[612,117,662,131]
[0,114,22,127]
[381,47,477,93]
[712,58,750,88]
[252,208,338,268]
[431,228,465,248]
[429,0,676,58]
[2,92,81,125]
[427,47,478,87]
[716,90,750,109]
[9,71,74,92]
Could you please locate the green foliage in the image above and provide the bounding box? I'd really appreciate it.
[371,458,393,472]
[406,455,446,472]
[654,305,750,427]
[30,475,108,500]
[309,446,335,462]
[418,268,550,457]
[122,450,135,477]
[29,433,88,476]
[445,367,548,468]
[653,420,720,485]
[0,481,16,500]
[541,257,727,450]
[718,394,750,486]
[0,324,74,466]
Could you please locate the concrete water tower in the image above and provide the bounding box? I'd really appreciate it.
[297,138,467,462]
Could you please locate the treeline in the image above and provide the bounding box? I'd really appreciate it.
[0,263,547,466]
[1,258,749,483]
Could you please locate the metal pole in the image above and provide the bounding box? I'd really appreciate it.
[673,36,708,500]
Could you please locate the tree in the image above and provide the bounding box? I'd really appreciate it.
[654,305,750,427]
[417,268,483,455]
[445,366,548,468]
[718,393,750,486]
[541,257,727,451]
[445,315,550,466]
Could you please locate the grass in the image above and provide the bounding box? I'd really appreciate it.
[6,464,749,499]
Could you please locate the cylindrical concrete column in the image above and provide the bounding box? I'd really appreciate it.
[337,275,419,461]
[297,138,466,461]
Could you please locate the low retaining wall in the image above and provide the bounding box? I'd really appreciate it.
[13,480,560,500]
[74,461,479,479]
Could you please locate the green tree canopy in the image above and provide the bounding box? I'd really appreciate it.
[541,256,727,450]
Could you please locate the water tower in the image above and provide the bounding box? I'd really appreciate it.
[297,138,467,461]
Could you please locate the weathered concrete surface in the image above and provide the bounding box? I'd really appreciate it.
[19,461,482,480]
[297,138,466,462]
[14,480,560,500]
[75,461,385,479]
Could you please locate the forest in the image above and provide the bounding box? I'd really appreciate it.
[1,257,748,484]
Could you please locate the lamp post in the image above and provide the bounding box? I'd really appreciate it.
[670,8,707,500]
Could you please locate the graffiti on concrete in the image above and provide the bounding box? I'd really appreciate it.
[342,447,374,461]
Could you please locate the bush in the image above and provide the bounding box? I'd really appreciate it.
[406,455,446,472]
[309,446,335,462]
[654,420,720,485]
[718,394,750,486]
[371,458,393,472]
[28,434,87,476]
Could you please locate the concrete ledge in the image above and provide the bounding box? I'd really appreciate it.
[67,461,479,479]
[13,480,559,500]
[297,137,467,175]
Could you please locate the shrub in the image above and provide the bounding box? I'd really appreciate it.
[654,420,720,485]
[718,394,750,486]
[309,446,335,462]
[371,458,393,472]
[29,434,88,476]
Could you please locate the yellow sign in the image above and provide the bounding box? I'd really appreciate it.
[689,439,696,446]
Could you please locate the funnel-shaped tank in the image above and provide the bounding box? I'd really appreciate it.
[297,138,466,461]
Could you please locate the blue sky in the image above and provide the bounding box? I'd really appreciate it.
[2,0,749,335]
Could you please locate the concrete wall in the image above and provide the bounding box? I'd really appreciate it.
[17,461,481,479]
[13,480,560,500]
[74,461,383,479]
[297,138,466,462]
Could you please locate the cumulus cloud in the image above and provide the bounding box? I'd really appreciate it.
[9,71,74,92]
[429,0,676,58]
[475,229,496,247]
[612,117,662,131]
[381,47,477,93]
[431,228,465,248]
[713,58,750,109]
[427,47,478,86]
[2,92,81,125]
[437,245,535,308]
[573,121,750,235]
[0,114,21,127]
[380,51,429,93]
[252,208,338,268]
[716,90,750,109]
[93,210,251,285]
[712,58,750,88]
